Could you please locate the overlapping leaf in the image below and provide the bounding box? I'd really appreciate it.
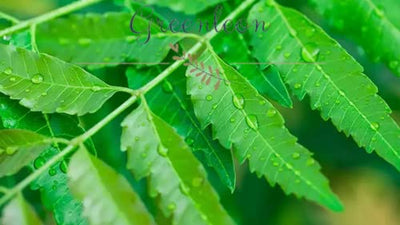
[0,129,49,177]
[0,44,117,115]
[121,100,235,225]
[248,1,400,171]
[213,33,293,107]
[126,66,236,191]
[186,47,342,211]
[68,147,155,225]
[1,194,43,225]
[0,95,89,225]
[310,0,400,76]
[36,13,182,69]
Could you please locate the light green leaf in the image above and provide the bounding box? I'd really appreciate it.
[138,0,224,14]
[68,147,155,225]
[248,1,400,171]
[121,99,235,225]
[36,13,182,69]
[212,34,293,108]
[186,47,342,211]
[126,66,236,191]
[0,129,49,177]
[0,44,117,115]
[310,0,400,76]
[1,194,42,225]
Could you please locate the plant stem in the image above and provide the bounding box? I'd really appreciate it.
[0,0,257,206]
[0,12,20,24]
[0,0,102,37]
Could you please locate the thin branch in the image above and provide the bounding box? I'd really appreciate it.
[0,0,103,37]
[0,11,20,24]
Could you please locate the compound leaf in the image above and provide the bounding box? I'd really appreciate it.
[121,99,235,225]
[186,47,342,211]
[0,44,117,115]
[248,1,400,171]
[68,147,155,225]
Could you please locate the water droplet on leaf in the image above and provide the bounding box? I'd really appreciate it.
[162,81,173,93]
[191,177,204,187]
[246,115,258,130]
[60,161,68,173]
[157,145,168,157]
[34,157,46,169]
[206,95,213,101]
[232,94,245,109]
[301,43,320,62]
[31,74,44,84]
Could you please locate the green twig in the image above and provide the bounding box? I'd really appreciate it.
[0,0,103,37]
[0,11,20,24]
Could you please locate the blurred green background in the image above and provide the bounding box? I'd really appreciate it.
[1,0,400,225]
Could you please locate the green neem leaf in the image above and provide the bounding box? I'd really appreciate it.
[0,44,117,115]
[186,47,342,211]
[212,34,293,108]
[310,0,400,76]
[139,0,224,15]
[0,129,50,177]
[36,13,182,69]
[248,1,400,172]
[68,147,155,225]
[121,99,235,225]
[0,95,89,225]
[1,194,43,225]
[126,66,236,192]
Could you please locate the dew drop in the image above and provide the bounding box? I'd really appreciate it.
[205,95,213,101]
[157,145,168,157]
[60,161,68,173]
[306,158,315,166]
[275,45,282,51]
[2,35,11,41]
[246,115,258,131]
[291,152,300,159]
[301,43,320,62]
[167,203,176,211]
[162,81,173,93]
[185,137,194,146]
[125,36,136,43]
[3,67,12,75]
[49,168,57,176]
[295,179,301,184]
[140,153,147,158]
[273,162,279,167]
[31,74,44,84]
[91,86,101,92]
[179,183,190,195]
[232,94,245,109]
[212,104,218,109]
[266,109,277,117]
[389,60,399,70]
[41,92,48,96]
[34,157,46,169]
[58,38,69,45]
[78,38,92,46]
[6,147,17,155]
[9,77,16,82]
[191,177,204,187]
[284,52,291,58]
[374,9,384,17]
[294,83,302,89]
[230,117,236,123]
[135,136,140,141]
[370,122,380,130]
[259,99,266,105]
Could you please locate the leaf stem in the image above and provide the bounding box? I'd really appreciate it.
[0,0,103,37]
[0,0,257,206]
[0,11,20,24]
